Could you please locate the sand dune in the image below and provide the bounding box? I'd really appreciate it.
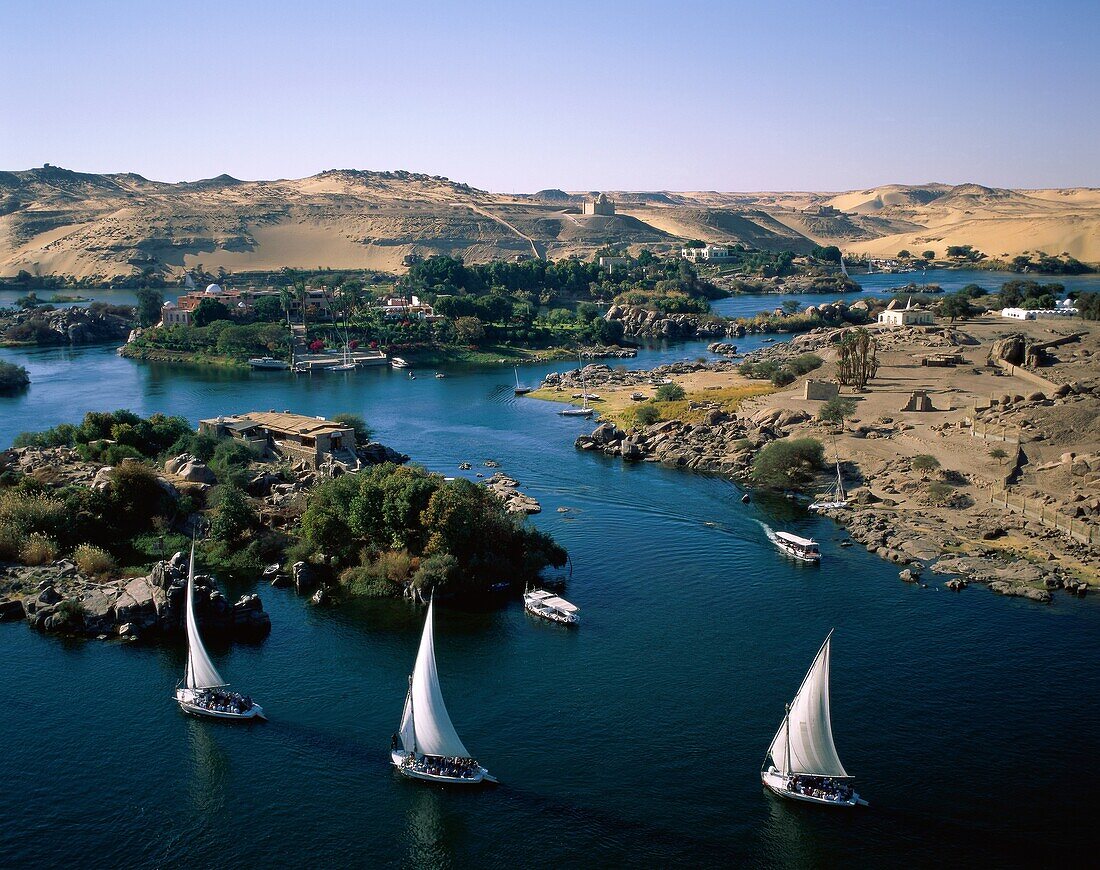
[1,166,1096,278]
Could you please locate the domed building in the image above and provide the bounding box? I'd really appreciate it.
[205,283,223,294]
[582,193,615,216]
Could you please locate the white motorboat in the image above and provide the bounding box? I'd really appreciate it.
[175,543,264,721]
[523,589,579,625]
[391,356,410,369]
[761,630,864,807]
[248,356,289,370]
[391,597,495,785]
[809,450,849,512]
[772,531,821,563]
[435,372,446,379]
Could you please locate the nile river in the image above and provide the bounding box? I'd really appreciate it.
[1,273,1098,867]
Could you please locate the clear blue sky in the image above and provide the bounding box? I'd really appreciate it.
[3,0,1097,191]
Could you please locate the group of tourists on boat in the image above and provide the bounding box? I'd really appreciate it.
[395,742,481,780]
[786,774,854,803]
[190,689,255,716]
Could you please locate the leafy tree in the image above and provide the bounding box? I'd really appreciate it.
[818,395,857,426]
[781,299,802,314]
[0,360,30,395]
[938,291,974,321]
[135,287,164,327]
[251,295,284,321]
[192,297,231,327]
[836,327,879,390]
[921,250,935,260]
[331,413,373,446]
[209,484,258,544]
[209,439,256,486]
[634,404,661,426]
[811,245,842,263]
[654,383,686,402]
[751,438,825,490]
[911,454,940,473]
[896,250,912,259]
[453,315,486,346]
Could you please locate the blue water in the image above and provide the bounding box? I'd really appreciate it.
[713,269,1100,320]
[1,285,1098,867]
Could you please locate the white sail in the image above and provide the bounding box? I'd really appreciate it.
[404,598,471,758]
[834,461,846,501]
[184,544,227,690]
[767,632,848,778]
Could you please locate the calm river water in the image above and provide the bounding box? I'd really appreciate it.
[1,277,1098,867]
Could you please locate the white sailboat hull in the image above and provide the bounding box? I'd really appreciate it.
[390,749,495,785]
[761,767,859,807]
[175,688,265,721]
[808,500,849,512]
[560,408,593,417]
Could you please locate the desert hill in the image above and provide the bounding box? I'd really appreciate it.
[1,166,1097,279]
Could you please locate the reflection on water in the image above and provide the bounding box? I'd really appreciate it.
[186,718,229,818]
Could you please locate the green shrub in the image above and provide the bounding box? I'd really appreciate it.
[0,523,19,560]
[926,481,954,504]
[209,439,256,485]
[770,366,796,387]
[331,413,373,446]
[339,563,400,598]
[818,396,857,425]
[654,383,686,402]
[750,438,825,490]
[911,454,941,472]
[634,404,661,426]
[411,552,459,592]
[788,353,824,375]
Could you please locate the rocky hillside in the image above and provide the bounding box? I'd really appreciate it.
[2,166,1097,279]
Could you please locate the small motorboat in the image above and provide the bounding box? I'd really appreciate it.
[435,372,446,379]
[391,357,410,369]
[523,589,579,625]
[408,372,416,380]
[630,392,647,401]
[772,531,820,563]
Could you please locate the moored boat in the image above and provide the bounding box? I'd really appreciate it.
[523,589,579,625]
[391,597,495,785]
[560,357,595,417]
[761,630,863,807]
[514,367,532,395]
[248,356,289,370]
[809,447,849,512]
[772,531,820,563]
[391,356,410,369]
[175,543,264,721]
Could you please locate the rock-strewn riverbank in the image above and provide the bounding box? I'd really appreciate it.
[0,551,271,640]
[1,305,133,346]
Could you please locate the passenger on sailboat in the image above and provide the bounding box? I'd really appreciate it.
[191,690,254,715]
[787,774,854,803]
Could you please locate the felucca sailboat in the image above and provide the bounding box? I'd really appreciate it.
[761,630,863,806]
[560,357,594,417]
[809,447,848,512]
[175,543,264,720]
[391,597,495,784]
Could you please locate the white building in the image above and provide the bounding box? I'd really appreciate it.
[1001,306,1077,320]
[598,256,628,271]
[878,299,934,327]
[160,300,192,327]
[680,244,731,262]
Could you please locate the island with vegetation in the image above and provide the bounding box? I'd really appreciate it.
[0,408,566,641]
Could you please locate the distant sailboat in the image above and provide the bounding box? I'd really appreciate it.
[514,367,533,396]
[761,631,863,807]
[809,448,848,512]
[175,543,264,720]
[560,357,594,418]
[840,255,849,279]
[391,597,495,785]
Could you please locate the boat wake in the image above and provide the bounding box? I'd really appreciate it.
[757,521,779,546]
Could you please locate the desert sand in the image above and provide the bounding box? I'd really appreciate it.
[1,167,1097,279]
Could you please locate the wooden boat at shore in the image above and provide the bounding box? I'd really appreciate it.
[772,531,820,563]
[175,543,264,721]
[523,589,579,625]
[761,630,865,807]
[809,450,849,512]
[391,597,495,785]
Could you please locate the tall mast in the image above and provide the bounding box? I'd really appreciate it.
[784,703,791,778]
[407,674,416,756]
